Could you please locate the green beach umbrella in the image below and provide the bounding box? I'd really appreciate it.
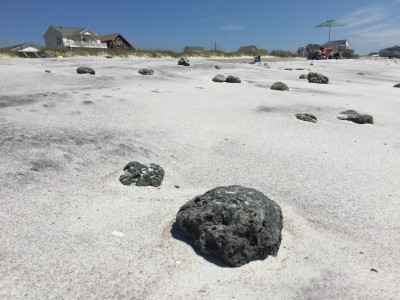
[314,20,346,42]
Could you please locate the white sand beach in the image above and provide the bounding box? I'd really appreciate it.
[0,56,399,299]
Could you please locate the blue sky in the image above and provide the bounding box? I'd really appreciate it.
[1,0,399,54]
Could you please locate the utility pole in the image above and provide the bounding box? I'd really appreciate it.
[214,42,217,51]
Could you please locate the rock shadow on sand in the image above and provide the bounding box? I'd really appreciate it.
[170,222,230,268]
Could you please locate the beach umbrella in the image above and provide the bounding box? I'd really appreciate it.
[314,20,346,42]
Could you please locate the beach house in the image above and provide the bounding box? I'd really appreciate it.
[183,46,205,53]
[379,46,400,58]
[237,45,259,53]
[9,42,42,57]
[100,33,135,50]
[43,26,107,49]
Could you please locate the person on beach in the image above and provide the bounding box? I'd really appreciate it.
[312,47,327,60]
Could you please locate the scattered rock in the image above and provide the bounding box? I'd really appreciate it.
[337,110,373,124]
[270,82,289,91]
[82,100,94,105]
[215,65,221,69]
[138,68,154,75]
[295,113,317,123]
[77,67,95,75]
[358,72,365,75]
[176,185,283,267]
[45,70,51,73]
[370,268,378,273]
[393,83,400,88]
[225,75,241,83]
[284,68,293,71]
[119,161,165,187]
[178,58,190,66]
[299,74,307,79]
[307,72,329,84]
[105,55,113,59]
[212,74,226,83]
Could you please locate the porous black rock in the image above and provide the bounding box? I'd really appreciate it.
[270,82,289,91]
[225,75,241,83]
[77,67,95,75]
[119,161,165,187]
[176,185,283,267]
[393,83,400,88]
[138,68,154,75]
[307,72,329,84]
[295,113,317,123]
[178,58,190,66]
[299,74,307,79]
[212,74,226,82]
[337,110,373,124]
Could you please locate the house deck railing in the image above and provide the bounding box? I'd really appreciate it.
[64,41,107,49]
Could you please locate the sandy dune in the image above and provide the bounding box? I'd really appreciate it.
[0,56,399,299]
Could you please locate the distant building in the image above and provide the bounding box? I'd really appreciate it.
[183,46,205,53]
[237,45,259,53]
[43,26,107,49]
[379,46,400,58]
[100,33,135,50]
[322,40,352,53]
[1,42,42,57]
[10,42,42,53]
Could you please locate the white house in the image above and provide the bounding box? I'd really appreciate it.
[11,42,42,53]
[322,40,352,53]
[43,26,107,49]
[379,46,400,58]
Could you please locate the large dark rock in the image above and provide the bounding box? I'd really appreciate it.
[138,68,154,75]
[270,82,289,91]
[337,110,373,124]
[299,74,307,79]
[176,185,283,267]
[212,74,226,82]
[225,75,241,83]
[307,72,329,84]
[393,83,400,88]
[178,58,190,66]
[119,161,165,187]
[77,67,95,75]
[295,113,317,123]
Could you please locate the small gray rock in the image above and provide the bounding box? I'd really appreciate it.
[337,110,373,124]
[295,113,317,123]
[393,83,400,88]
[270,82,289,91]
[212,74,226,82]
[299,74,307,79]
[358,72,365,75]
[119,161,165,187]
[45,70,51,73]
[215,65,221,69]
[176,185,283,267]
[105,55,113,59]
[138,68,154,75]
[77,67,95,75]
[225,75,241,83]
[307,72,328,84]
[284,68,293,71]
[178,58,190,66]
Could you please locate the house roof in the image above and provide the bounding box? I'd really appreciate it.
[11,42,42,50]
[100,33,120,42]
[47,26,98,36]
[9,42,42,52]
[238,45,258,52]
[183,46,205,52]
